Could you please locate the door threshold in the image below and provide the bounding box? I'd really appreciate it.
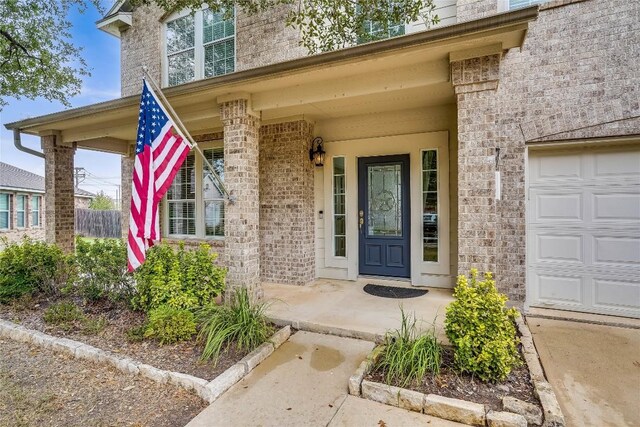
[358,275,412,284]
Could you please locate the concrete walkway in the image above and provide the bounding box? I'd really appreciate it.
[187,331,463,427]
[530,318,640,427]
[264,279,453,342]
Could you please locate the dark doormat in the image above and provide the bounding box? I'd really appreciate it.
[363,284,428,299]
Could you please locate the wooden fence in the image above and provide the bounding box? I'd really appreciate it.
[75,209,121,238]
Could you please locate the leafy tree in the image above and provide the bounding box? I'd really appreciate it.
[0,0,102,109]
[1,0,438,108]
[89,191,115,210]
[134,0,440,54]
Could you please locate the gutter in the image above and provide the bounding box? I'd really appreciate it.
[13,129,44,158]
[4,6,538,134]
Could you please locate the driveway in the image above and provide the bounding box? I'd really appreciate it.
[529,318,640,427]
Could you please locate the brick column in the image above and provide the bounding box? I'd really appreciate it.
[452,54,501,282]
[120,152,135,239]
[41,134,75,253]
[219,97,262,299]
[259,120,315,285]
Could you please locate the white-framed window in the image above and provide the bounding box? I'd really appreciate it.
[0,193,9,229]
[356,4,405,44]
[165,141,225,239]
[32,195,41,227]
[421,150,438,262]
[164,8,235,87]
[509,0,548,9]
[16,194,26,228]
[333,157,346,257]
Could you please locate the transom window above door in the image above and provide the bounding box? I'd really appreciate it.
[164,8,235,87]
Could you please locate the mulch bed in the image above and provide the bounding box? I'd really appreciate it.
[366,346,540,412]
[0,338,207,427]
[0,295,249,381]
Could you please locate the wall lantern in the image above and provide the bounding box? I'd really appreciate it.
[309,137,325,167]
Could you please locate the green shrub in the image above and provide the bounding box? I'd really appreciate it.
[374,309,442,387]
[132,243,225,312]
[198,289,273,362]
[43,301,108,334]
[144,305,196,344]
[75,237,133,302]
[43,301,85,328]
[0,238,73,303]
[126,324,146,343]
[445,269,520,382]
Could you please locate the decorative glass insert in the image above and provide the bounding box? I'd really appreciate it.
[166,15,196,86]
[203,9,235,78]
[367,164,402,236]
[167,154,196,235]
[509,0,548,9]
[32,195,40,227]
[203,147,225,237]
[333,157,346,257]
[0,193,9,229]
[16,195,26,228]
[422,150,438,262]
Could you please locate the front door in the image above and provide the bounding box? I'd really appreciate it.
[358,155,411,278]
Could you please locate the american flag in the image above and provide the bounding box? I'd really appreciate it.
[127,80,191,271]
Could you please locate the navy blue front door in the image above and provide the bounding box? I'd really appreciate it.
[358,155,411,278]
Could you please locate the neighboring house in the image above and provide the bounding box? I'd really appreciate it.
[0,162,96,245]
[0,162,46,245]
[74,188,97,209]
[4,0,639,318]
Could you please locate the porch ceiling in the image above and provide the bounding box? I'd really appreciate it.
[4,6,537,153]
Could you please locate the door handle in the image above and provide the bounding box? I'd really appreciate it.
[359,210,364,233]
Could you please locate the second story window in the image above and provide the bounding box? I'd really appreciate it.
[509,0,548,9]
[165,8,235,87]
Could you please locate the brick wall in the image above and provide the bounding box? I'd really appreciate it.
[120,4,163,97]
[220,98,262,298]
[454,0,640,301]
[42,135,75,253]
[235,4,306,71]
[259,120,315,285]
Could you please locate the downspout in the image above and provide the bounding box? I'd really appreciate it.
[13,128,44,158]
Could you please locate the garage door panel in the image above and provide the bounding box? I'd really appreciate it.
[593,278,640,311]
[593,236,640,265]
[531,152,583,184]
[593,192,640,221]
[535,273,584,306]
[593,149,640,178]
[532,192,583,222]
[536,233,583,263]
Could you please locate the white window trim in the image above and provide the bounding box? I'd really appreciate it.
[31,195,41,228]
[163,139,224,240]
[16,194,27,229]
[161,8,237,87]
[0,193,10,230]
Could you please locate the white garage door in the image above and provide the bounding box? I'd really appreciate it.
[527,145,640,318]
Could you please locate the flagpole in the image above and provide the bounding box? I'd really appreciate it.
[141,66,235,204]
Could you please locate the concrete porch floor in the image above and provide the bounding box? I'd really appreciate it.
[264,278,454,342]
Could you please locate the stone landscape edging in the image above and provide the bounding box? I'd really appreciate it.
[348,313,566,427]
[0,318,290,404]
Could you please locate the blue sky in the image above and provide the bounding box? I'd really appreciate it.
[0,1,123,200]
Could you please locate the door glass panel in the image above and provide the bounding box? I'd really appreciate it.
[367,164,402,236]
[422,150,438,262]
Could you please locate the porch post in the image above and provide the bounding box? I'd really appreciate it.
[120,150,134,239]
[451,54,501,281]
[41,133,75,253]
[219,96,262,299]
